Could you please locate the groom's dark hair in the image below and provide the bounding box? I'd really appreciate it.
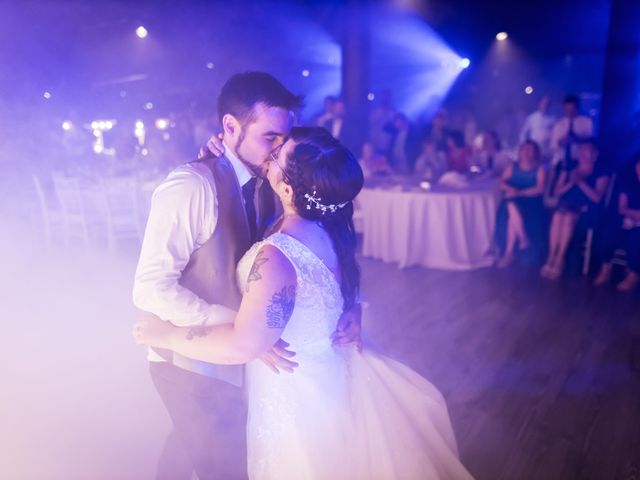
[217,72,303,125]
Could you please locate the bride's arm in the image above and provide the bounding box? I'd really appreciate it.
[134,245,297,365]
[331,302,362,351]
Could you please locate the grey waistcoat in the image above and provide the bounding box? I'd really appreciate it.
[153,155,256,387]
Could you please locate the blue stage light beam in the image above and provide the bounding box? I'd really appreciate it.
[369,12,466,119]
[274,13,342,121]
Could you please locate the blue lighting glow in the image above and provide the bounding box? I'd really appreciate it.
[369,12,466,119]
[273,13,342,120]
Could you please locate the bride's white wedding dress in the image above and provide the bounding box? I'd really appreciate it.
[237,232,473,480]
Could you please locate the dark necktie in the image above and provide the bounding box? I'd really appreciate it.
[564,118,575,167]
[242,177,258,243]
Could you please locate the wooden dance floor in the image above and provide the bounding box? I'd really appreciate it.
[360,256,640,480]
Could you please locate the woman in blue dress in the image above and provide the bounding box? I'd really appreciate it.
[495,140,546,267]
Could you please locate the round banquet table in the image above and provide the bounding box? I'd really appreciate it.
[358,182,499,270]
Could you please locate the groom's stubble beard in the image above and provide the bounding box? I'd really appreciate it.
[234,124,267,178]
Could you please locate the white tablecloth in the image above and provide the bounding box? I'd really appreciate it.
[358,185,499,270]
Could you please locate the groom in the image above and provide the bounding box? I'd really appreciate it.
[133,72,361,479]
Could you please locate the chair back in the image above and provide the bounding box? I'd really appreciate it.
[52,175,85,217]
[102,176,142,241]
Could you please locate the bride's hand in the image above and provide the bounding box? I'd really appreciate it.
[132,313,174,349]
[331,303,363,352]
[198,133,225,159]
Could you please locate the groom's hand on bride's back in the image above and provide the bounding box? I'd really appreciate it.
[198,133,225,159]
[331,303,363,352]
[260,338,299,374]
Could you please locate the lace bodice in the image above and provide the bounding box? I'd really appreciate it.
[237,233,349,479]
[237,232,344,352]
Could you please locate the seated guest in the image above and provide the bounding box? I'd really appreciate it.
[541,139,610,279]
[384,113,420,174]
[495,140,546,267]
[593,155,640,292]
[358,141,392,178]
[414,138,447,180]
[444,130,469,173]
[472,131,510,175]
[425,112,450,152]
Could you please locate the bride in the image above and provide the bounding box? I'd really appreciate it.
[134,127,473,480]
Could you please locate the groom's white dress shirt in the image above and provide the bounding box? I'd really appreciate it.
[133,144,252,362]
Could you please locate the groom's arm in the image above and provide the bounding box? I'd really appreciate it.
[133,168,232,327]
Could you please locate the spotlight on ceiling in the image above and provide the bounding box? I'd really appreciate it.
[459,58,471,69]
[136,26,148,39]
[155,118,169,130]
[496,32,508,41]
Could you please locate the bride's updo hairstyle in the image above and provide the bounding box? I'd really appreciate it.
[282,127,364,310]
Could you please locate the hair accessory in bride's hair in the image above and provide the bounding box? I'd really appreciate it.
[304,188,348,215]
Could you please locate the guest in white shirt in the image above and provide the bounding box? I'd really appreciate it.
[519,95,555,158]
[549,94,593,167]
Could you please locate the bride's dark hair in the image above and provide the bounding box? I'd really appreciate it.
[282,126,364,310]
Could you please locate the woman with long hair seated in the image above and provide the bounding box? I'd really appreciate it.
[541,139,609,279]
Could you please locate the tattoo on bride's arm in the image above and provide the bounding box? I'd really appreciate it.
[246,251,270,292]
[186,325,213,340]
[265,285,296,328]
